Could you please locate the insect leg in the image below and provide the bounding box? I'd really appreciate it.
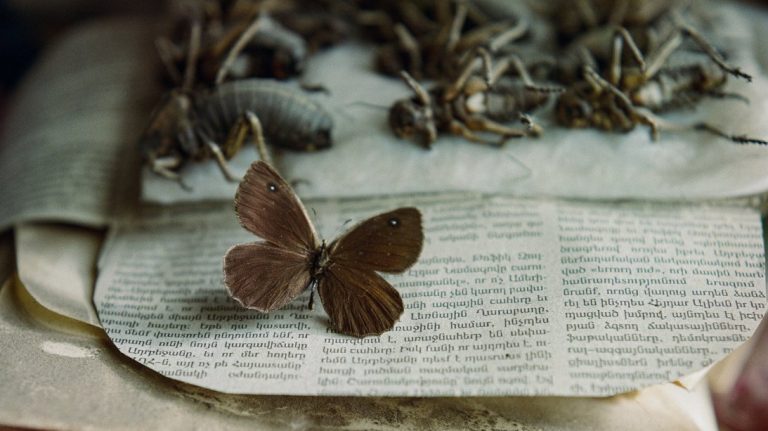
[182,16,202,91]
[462,115,537,146]
[155,37,182,86]
[578,45,599,72]
[468,115,537,137]
[488,19,529,52]
[216,13,266,85]
[396,1,438,35]
[585,66,658,136]
[205,140,242,182]
[455,21,509,54]
[644,32,683,80]
[609,27,646,85]
[400,70,431,104]
[222,116,249,159]
[151,157,192,191]
[616,27,645,70]
[245,111,275,167]
[584,65,635,109]
[605,101,635,131]
[447,119,502,146]
[446,0,468,54]
[393,23,423,79]
[477,47,494,85]
[443,55,485,100]
[206,21,248,59]
[677,22,752,82]
[505,54,565,93]
[398,71,438,143]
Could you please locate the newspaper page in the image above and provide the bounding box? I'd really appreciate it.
[0,18,157,230]
[94,193,766,396]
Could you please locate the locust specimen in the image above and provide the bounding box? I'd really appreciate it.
[555,21,766,145]
[389,52,555,148]
[144,2,336,185]
[141,79,334,185]
[548,0,694,85]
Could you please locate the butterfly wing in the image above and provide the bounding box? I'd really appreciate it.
[224,241,312,312]
[316,207,423,337]
[318,264,404,337]
[235,161,319,253]
[327,207,423,274]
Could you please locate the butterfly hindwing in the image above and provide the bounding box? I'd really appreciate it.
[327,207,423,274]
[235,161,319,253]
[318,263,404,337]
[224,241,312,312]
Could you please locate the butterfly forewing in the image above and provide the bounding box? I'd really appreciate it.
[328,207,423,274]
[224,241,312,312]
[235,161,318,253]
[318,264,404,337]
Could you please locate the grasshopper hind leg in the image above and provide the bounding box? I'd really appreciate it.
[205,140,242,182]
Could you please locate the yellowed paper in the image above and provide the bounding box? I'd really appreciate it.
[15,223,103,327]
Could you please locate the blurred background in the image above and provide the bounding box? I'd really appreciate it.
[0,0,162,132]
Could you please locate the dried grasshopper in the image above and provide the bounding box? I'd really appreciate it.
[145,13,332,183]
[389,51,556,148]
[141,79,334,185]
[554,21,765,145]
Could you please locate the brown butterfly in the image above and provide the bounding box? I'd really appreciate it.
[223,161,424,337]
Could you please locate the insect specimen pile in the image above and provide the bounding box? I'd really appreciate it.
[541,0,766,143]
[378,0,766,147]
[369,1,558,147]
[140,0,767,180]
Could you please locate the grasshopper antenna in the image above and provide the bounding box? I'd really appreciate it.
[694,124,768,145]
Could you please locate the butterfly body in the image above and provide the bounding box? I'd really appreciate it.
[224,161,423,337]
